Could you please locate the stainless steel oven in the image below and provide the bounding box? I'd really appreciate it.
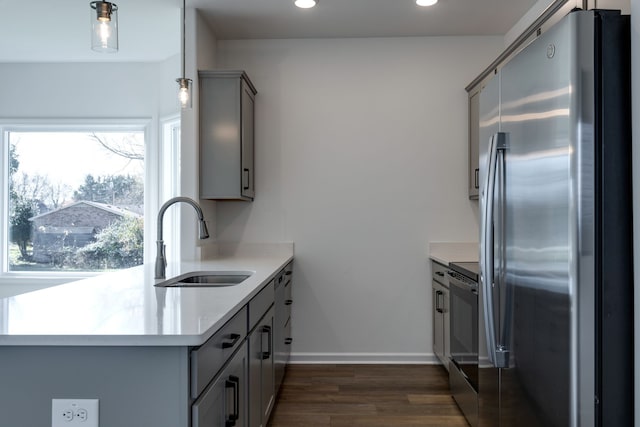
[448,262,479,427]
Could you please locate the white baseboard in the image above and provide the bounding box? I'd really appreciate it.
[289,352,441,365]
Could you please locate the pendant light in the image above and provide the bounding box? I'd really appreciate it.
[294,0,318,8]
[416,0,438,6]
[90,1,118,53]
[176,0,192,109]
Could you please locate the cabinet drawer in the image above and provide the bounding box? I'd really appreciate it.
[432,261,449,286]
[275,265,292,289]
[191,306,247,399]
[249,280,274,331]
[279,263,293,322]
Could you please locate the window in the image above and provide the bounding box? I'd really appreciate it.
[2,124,147,276]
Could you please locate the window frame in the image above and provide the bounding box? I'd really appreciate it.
[160,114,182,265]
[0,118,154,287]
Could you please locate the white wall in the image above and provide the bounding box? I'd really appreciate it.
[504,0,554,46]
[215,36,501,362]
[0,62,166,118]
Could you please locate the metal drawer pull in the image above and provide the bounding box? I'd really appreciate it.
[435,290,444,313]
[285,338,293,345]
[261,325,272,360]
[285,299,293,306]
[243,168,250,190]
[225,375,240,426]
[435,271,445,277]
[222,333,242,349]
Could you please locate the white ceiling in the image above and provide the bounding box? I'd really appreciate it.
[193,0,540,40]
[0,0,538,63]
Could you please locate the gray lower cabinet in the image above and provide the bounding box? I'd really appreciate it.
[192,341,248,427]
[432,261,450,369]
[274,262,293,392]
[199,70,257,201]
[0,271,292,427]
[248,282,276,427]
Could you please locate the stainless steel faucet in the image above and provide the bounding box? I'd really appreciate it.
[155,196,210,279]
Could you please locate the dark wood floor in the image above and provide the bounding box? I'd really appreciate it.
[267,364,469,427]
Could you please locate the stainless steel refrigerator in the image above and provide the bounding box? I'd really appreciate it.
[478,9,633,427]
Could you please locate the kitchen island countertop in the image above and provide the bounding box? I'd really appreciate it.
[0,243,293,347]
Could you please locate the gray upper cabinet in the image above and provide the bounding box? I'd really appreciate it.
[467,87,480,200]
[199,70,257,201]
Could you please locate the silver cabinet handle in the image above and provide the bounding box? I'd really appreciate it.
[261,325,272,360]
[435,290,444,313]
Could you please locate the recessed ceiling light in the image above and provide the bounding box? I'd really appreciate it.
[294,0,318,8]
[416,0,438,6]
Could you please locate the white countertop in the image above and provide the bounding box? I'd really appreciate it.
[429,241,479,265]
[0,243,293,347]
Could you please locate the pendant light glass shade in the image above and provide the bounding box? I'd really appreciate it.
[294,0,318,8]
[90,1,118,53]
[177,78,193,109]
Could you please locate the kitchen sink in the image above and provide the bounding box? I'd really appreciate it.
[155,271,253,287]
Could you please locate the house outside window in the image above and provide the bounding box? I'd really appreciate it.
[4,128,145,274]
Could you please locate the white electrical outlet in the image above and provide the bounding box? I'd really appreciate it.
[52,399,99,427]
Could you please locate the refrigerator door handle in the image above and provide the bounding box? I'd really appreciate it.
[496,143,511,369]
[481,132,508,369]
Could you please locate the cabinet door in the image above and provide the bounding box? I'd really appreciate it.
[443,286,450,364]
[468,89,480,199]
[260,309,274,425]
[241,80,255,199]
[192,342,247,427]
[274,277,286,391]
[199,70,257,201]
[249,306,275,427]
[432,281,445,364]
[274,265,293,393]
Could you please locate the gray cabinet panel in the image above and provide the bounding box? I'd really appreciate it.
[274,263,293,392]
[241,80,255,199]
[432,261,450,369]
[192,341,248,427]
[191,306,247,398]
[0,346,190,427]
[249,280,274,330]
[199,70,257,201]
[468,89,480,199]
[249,306,275,427]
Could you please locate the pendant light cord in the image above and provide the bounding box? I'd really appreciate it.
[181,0,186,78]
